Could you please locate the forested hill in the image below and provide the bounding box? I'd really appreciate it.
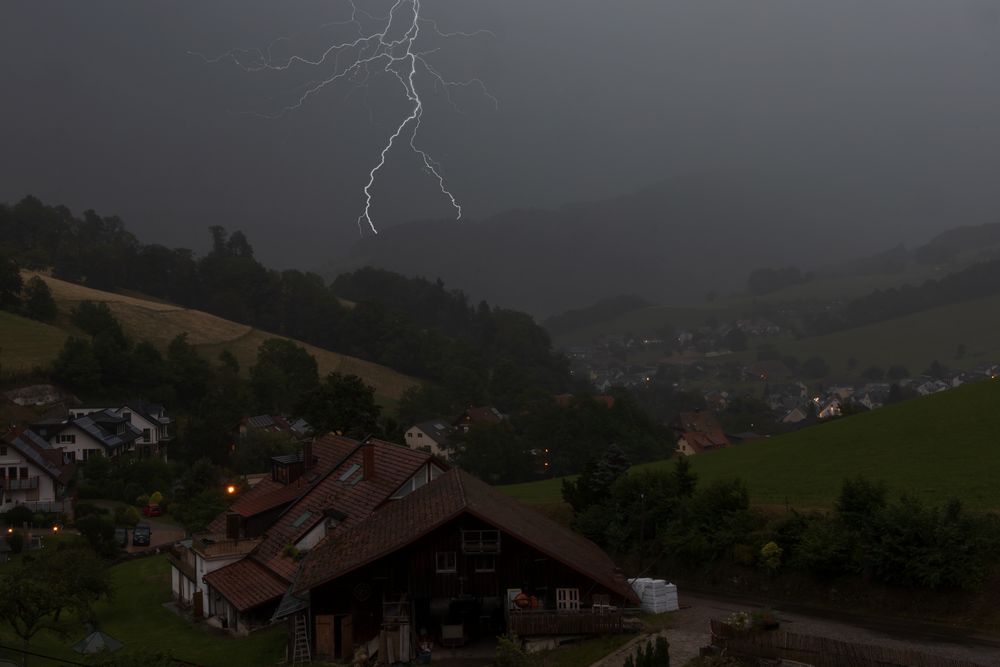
[0,196,572,411]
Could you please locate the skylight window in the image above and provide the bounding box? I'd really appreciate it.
[338,463,361,481]
[292,511,313,528]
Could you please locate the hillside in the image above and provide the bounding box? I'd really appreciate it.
[0,310,69,372]
[503,379,1000,509]
[12,272,419,402]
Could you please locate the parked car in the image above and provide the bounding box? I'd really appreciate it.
[114,527,128,548]
[132,523,151,547]
[142,504,163,517]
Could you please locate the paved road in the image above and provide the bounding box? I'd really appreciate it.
[595,591,1000,666]
[88,499,186,552]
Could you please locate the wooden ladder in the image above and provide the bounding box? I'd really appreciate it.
[291,613,311,664]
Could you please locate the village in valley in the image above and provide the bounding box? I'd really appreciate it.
[6,3,1000,664]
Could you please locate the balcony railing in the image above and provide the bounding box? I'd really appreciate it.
[4,477,39,491]
[507,609,624,636]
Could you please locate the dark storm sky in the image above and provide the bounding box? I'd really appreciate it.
[2,1,1000,268]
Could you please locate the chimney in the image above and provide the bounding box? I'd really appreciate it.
[225,513,241,540]
[362,440,375,480]
[302,440,314,471]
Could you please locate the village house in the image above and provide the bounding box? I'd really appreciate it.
[404,420,453,458]
[31,410,143,462]
[71,401,172,459]
[0,427,75,514]
[671,410,731,456]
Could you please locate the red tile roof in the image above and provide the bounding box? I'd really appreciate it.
[202,436,442,611]
[255,439,436,580]
[296,469,639,604]
[679,430,730,453]
[456,406,504,425]
[202,558,289,612]
[207,435,359,533]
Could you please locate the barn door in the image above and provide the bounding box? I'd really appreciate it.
[338,615,353,659]
[315,615,334,658]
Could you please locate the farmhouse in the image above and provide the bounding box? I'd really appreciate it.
[0,427,75,513]
[286,467,639,662]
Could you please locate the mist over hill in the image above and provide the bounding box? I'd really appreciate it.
[330,172,978,316]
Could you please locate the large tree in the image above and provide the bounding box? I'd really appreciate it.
[250,338,319,414]
[297,373,381,438]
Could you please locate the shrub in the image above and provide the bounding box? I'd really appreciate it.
[494,635,532,667]
[759,541,783,573]
[4,505,34,527]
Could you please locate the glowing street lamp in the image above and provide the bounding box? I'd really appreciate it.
[226,484,237,495]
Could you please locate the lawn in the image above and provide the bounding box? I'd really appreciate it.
[0,311,68,373]
[3,554,285,667]
[775,292,1000,378]
[503,379,1000,511]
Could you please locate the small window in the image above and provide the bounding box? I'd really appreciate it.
[474,555,495,572]
[436,551,457,573]
[19,467,29,479]
[122,412,132,423]
[0,446,6,456]
[292,511,313,528]
[556,588,580,611]
[406,432,413,438]
[143,428,151,442]
[417,433,423,438]
[57,434,76,444]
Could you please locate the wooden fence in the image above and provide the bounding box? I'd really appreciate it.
[710,620,989,667]
[508,610,624,636]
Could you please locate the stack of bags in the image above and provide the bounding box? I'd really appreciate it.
[628,577,679,613]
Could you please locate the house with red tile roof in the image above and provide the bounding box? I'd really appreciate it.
[168,434,447,633]
[288,468,639,662]
[671,410,731,456]
[453,406,506,433]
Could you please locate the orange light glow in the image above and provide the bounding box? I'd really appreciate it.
[52,525,59,533]
[226,484,237,495]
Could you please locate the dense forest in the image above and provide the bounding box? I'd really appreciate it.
[0,196,572,412]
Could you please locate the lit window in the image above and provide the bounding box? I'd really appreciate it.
[435,552,457,573]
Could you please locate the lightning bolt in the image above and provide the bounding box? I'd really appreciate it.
[190,0,496,235]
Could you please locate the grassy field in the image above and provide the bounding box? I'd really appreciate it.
[14,272,419,401]
[774,293,1000,378]
[503,379,1000,510]
[0,311,69,373]
[2,554,285,667]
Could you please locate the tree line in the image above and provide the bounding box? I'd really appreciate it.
[0,196,571,412]
[565,449,1000,593]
